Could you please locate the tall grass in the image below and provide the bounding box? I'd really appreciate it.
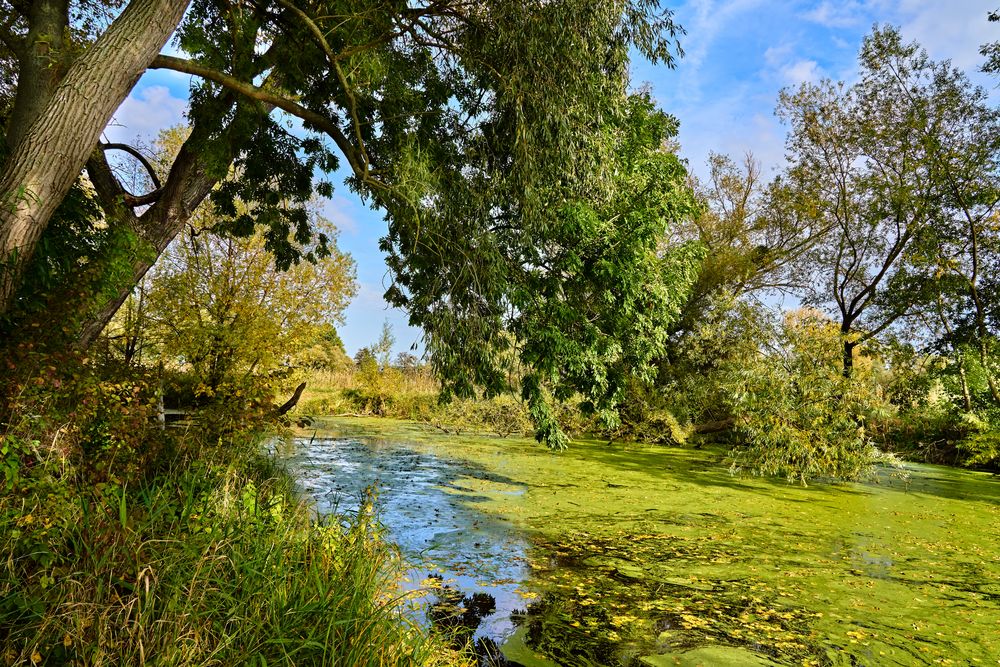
[300,367,440,419]
[1,430,467,666]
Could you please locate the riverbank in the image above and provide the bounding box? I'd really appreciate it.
[298,417,1000,666]
[0,421,465,666]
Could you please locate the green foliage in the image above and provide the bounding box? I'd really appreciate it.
[386,93,703,447]
[956,424,1000,468]
[6,1,697,455]
[294,323,353,372]
[3,179,153,345]
[0,358,464,666]
[154,2,692,449]
[349,355,406,417]
[725,309,901,484]
[143,197,355,401]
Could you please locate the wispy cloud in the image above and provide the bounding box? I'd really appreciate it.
[319,194,362,236]
[671,0,768,104]
[802,1,867,29]
[104,85,187,144]
[780,59,822,85]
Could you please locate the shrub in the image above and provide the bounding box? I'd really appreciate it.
[725,309,901,484]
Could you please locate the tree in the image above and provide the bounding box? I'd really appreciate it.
[371,321,395,371]
[776,27,990,375]
[726,308,898,484]
[393,351,421,376]
[144,203,355,396]
[296,323,352,372]
[0,1,696,446]
[669,152,829,340]
[980,8,1000,74]
[0,0,189,315]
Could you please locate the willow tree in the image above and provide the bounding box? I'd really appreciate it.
[0,1,699,445]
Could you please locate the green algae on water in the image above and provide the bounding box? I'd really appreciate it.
[300,418,1000,666]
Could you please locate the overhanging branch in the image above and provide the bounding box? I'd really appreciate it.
[149,54,389,193]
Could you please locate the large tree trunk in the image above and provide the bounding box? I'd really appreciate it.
[5,0,70,151]
[0,0,189,315]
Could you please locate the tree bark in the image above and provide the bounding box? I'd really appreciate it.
[76,132,225,348]
[0,0,189,315]
[276,382,308,416]
[842,339,855,378]
[5,0,70,151]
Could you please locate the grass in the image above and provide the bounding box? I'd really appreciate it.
[0,424,468,666]
[299,367,440,419]
[298,366,546,439]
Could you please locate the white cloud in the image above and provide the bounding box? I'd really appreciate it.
[103,85,187,144]
[831,35,851,50]
[668,82,785,179]
[670,0,768,104]
[764,43,794,67]
[780,58,822,85]
[802,1,867,28]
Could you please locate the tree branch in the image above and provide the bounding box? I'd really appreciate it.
[96,142,164,206]
[99,142,162,189]
[274,0,372,179]
[149,54,389,193]
[0,13,26,58]
[85,150,140,227]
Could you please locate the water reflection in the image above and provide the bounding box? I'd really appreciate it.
[280,436,531,659]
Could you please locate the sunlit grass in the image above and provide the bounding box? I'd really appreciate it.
[0,433,467,666]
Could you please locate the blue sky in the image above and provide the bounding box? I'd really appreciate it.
[105,1,999,356]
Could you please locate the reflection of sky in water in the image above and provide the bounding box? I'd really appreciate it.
[281,437,531,644]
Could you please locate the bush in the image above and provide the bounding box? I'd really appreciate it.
[427,395,534,438]
[0,358,466,667]
[724,309,902,484]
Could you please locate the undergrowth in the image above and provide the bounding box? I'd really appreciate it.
[0,355,466,667]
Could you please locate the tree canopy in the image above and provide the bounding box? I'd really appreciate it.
[0,0,698,445]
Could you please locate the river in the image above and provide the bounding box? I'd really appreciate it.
[278,418,1000,666]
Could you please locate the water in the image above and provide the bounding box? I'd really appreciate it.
[280,419,1000,666]
[279,435,533,655]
